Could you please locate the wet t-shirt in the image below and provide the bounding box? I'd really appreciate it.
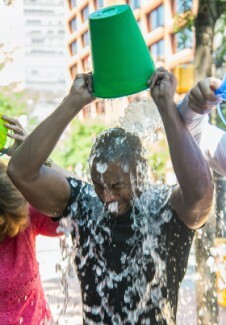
[63,178,194,325]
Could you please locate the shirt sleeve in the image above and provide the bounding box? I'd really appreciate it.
[29,205,62,237]
[178,95,226,176]
[62,177,83,218]
[177,94,209,143]
[163,208,195,282]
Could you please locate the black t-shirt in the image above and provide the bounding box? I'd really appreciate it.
[62,178,194,325]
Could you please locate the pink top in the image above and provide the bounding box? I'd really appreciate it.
[0,206,60,325]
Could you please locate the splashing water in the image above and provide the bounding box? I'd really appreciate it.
[107,201,118,213]
[57,164,190,324]
[96,162,108,174]
[119,98,162,145]
[53,99,193,324]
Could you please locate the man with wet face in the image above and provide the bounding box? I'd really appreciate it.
[90,128,145,217]
[7,69,213,324]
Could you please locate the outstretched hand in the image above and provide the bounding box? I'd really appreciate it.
[1,116,28,157]
[148,67,177,107]
[69,72,95,109]
[188,77,222,115]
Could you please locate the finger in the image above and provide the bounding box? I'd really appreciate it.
[2,116,23,128]
[198,79,219,103]
[155,66,168,73]
[87,73,94,94]
[189,86,219,110]
[4,123,26,135]
[7,132,26,141]
[188,93,215,112]
[209,77,222,91]
[76,73,85,79]
[189,86,205,106]
[74,75,86,88]
[147,69,163,86]
[148,71,168,89]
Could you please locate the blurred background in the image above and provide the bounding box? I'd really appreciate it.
[0,0,226,324]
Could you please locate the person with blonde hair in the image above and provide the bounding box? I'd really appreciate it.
[0,116,62,325]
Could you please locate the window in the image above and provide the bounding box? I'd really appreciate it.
[82,5,89,22]
[175,0,192,13]
[82,56,91,71]
[27,19,41,25]
[137,19,141,29]
[82,31,90,47]
[175,28,192,50]
[148,5,164,31]
[70,41,77,55]
[96,0,104,9]
[96,100,105,115]
[31,69,38,75]
[70,17,77,32]
[71,65,78,79]
[31,38,44,44]
[127,0,140,9]
[150,39,165,61]
[70,0,76,9]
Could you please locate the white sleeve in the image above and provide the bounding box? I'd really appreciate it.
[200,125,226,176]
[178,94,226,176]
[177,94,209,144]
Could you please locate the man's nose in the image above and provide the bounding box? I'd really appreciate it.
[102,188,116,203]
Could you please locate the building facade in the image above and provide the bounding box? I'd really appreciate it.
[23,0,67,95]
[65,0,198,118]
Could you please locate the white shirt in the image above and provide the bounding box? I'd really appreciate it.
[178,95,226,176]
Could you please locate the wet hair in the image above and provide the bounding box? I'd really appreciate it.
[89,127,148,176]
[0,161,29,238]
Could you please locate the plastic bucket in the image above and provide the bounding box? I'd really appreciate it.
[0,114,7,150]
[89,4,155,98]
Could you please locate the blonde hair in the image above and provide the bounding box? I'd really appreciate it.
[0,161,29,238]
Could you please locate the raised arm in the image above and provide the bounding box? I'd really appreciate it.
[148,67,214,229]
[7,74,94,217]
[178,77,226,176]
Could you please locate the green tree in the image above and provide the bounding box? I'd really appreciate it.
[51,118,106,170]
[0,91,28,117]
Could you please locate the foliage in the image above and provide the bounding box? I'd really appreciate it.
[213,102,226,131]
[214,12,226,68]
[148,137,171,183]
[51,118,106,169]
[0,91,28,117]
[173,1,195,53]
[173,10,195,33]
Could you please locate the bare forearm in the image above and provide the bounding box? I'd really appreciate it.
[160,99,213,203]
[9,95,81,178]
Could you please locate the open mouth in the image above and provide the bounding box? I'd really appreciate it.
[107,201,119,213]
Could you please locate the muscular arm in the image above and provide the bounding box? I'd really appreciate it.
[7,74,94,217]
[162,99,213,229]
[149,68,214,229]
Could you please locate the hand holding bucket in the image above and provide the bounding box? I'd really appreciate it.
[0,115,27,157]
[89,5,155,98]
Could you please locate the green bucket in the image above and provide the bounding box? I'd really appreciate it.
[89,5,155,98]
[0,114,7,150]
